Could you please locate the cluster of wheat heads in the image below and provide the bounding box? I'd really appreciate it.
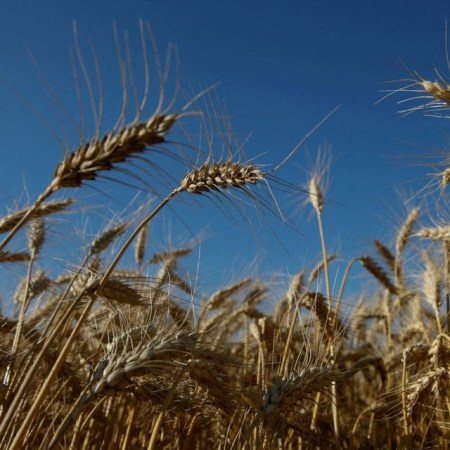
[2,25,450,450]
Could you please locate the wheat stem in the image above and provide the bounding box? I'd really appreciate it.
[146,367,186,450]
[0,188,53,253]
[312,210,340,440]
[98,188,182,288]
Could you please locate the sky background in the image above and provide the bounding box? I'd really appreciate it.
[1,1,450,311]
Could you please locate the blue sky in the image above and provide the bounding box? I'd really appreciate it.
[1,1,450,307]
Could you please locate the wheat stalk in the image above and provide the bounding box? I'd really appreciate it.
[98,161,268,291]
[0,199,72,234]
[49,113,179,191]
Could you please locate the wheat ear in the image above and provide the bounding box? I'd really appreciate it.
[359,256,398,295]
[180,161,263,193]
[420,79,450,103]
[374,240,395,273]
[49,113,179,191]
[394,208,419,294]
[0,251,30,263]
[441,167,450,188]
[395,76,450,117]
[0,198,72,234]
[421,251,443,334]
[0,110,183,253]
[417,226,450,241]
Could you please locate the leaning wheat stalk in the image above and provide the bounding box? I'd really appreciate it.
[0,111,183,253]
[98,160,266,284]
[0,198,72,234]
[307,157,340,440]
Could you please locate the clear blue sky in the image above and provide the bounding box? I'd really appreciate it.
[1,1,449,306]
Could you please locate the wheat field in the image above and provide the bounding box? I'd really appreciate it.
[1,24,450,450]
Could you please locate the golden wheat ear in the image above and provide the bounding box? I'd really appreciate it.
[0,198,72,234]
[180,161,264,194]
[386,71,450,118]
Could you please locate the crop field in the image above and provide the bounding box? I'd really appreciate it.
[1,20,450,450]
